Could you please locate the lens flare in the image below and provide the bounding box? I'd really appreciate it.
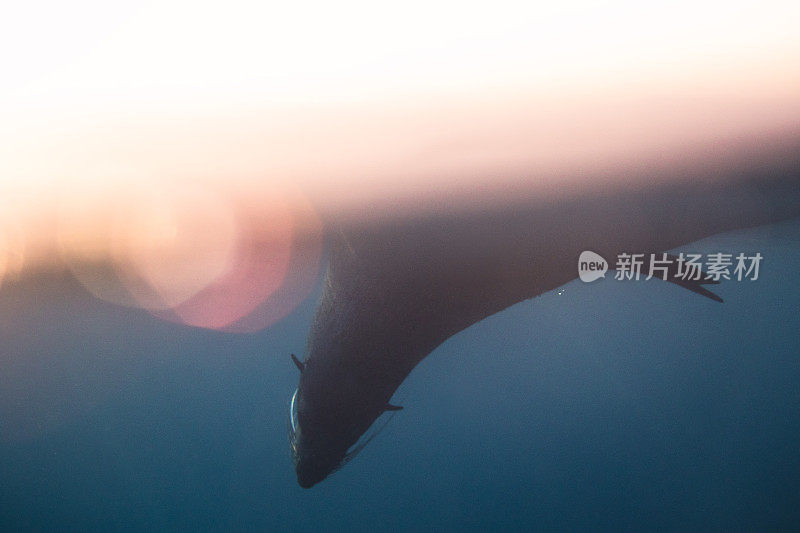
[213,191,322,333]
[0,208,28,288]
[58,173,322,332]
[0,232,7,289]
[58,173,237,311]
[153,186,322,332]
[111,183,237,310]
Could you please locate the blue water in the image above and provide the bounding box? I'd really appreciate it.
[1,220,798,531]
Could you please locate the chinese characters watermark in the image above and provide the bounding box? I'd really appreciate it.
[578,251,762,283]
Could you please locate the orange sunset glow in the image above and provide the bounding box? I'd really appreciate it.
[2,0,799,331]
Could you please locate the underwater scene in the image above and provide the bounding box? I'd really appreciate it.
[2,1,800,530]
[1,218,798,530]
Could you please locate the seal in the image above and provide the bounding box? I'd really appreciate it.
[289,150,800,488]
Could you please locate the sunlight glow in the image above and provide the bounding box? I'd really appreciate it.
[1,0,799,330]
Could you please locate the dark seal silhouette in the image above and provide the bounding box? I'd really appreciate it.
[289,140,800,488]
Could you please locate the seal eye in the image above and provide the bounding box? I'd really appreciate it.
[289,388,299,436]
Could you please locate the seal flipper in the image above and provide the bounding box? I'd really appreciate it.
[290,353,305,372]
[384,404,403,411]
[663,253,723,303]
[667,276,722,303]
[610,253,723,302]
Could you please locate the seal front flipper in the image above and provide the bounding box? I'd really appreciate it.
[290,353,305,372]
[384,404,403,411]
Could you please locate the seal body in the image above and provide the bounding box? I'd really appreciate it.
[290,147,800,487]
